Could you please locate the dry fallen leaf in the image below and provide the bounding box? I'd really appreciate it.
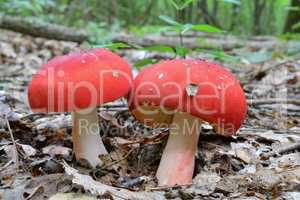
[62,161,165,200]
[185,172,221,196]
[49,193,97,200]
[42,145,72,158]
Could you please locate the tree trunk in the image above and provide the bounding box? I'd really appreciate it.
[140,0,155,25]
[285,0,300,32]
[253,0,266,35]
[230,3,239,31]
[197,0,220,27]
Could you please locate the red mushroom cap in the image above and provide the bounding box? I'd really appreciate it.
[129,59,247,136]
[28,48,133,112]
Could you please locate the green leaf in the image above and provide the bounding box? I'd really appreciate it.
[159,15,181,26]
[219,0,240,5]
[181,24,193,34]
[180,0,196,9]
[134,58,158,69]
[168,0,180,10]
[191,24,223,33]
[158,16,223,34]
[208,50,240,63]
[169,0,195,10]
[239,50,272,64]
[285,41,300,56]
[164,25,185,33]
[94,42,130,50]
[292,22,300,30]
[129,25,169,36]
[31,3,43,15]
[175,46,190,57]
[143,45,175,53]
[285,6,300,11]
[278,33,300,41]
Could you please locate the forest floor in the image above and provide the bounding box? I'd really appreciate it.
[0,29,299,200]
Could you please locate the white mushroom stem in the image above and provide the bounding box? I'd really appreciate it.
[156,112,201,186]
[72,107,108,167]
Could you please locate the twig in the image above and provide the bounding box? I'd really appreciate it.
[101,104,127,108]
[0,160,13,171]
[20,112,64,120]
[5,118,19,170]
[99,108,128,111]
[200,141,227,150]
[261,142,300,159]
[179,32,184,47]
[148,183,191,191]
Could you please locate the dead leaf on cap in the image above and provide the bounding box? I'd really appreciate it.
[185,83,199,96]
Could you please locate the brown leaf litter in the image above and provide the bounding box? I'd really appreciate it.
[0,29,300,199]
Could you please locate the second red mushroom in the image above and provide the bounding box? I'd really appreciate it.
[129,59,247,186]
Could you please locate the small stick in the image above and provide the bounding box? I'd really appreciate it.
[148,183,191,191]
[101,104,127,108]
[21,112,63,120]
[0,160,13,171]
[99,108,128,111]
[261,142,300,159]
[5,118,19,170]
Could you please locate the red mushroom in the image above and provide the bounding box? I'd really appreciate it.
[129,59,247,186]
[28,48,133,167]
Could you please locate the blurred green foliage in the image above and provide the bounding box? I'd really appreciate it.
[0,0,293,38]
[1,0,299,68]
